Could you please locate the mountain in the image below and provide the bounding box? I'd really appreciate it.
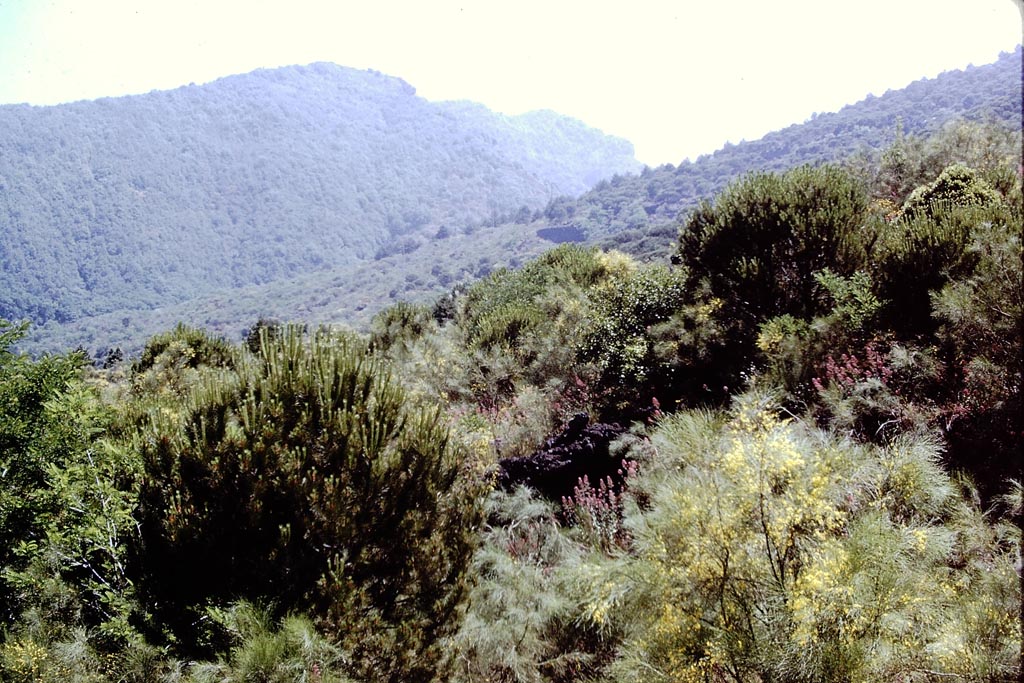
[536,46,1024,260]
[0,62,640,328]
[11,48,1022,355]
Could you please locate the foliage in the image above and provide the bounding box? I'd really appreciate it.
[182,603,354,683]
[674,165,871,396]
[0,52,1021,682]
[930,204,1023,501]
[680,164,870,325]
[452,488,622,683]
[14,49,1021,357]
[398,245,631,448]
[128,325,484,682]
[368,301,434,354]
[458,244,613,353]
[812,268,881,334]
[0,320,146,681]
[863,118,1022,204]
[585,394,1020,682]
[133,323,234,375]
[0,321,101,622]
[243,317,285,354]
[899,163,1004,220]
[576,264,688,406]
[874,182,1009,338]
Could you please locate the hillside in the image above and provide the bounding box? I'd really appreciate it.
[1,124,1020,681]
[13,48,1023,355]
[0,62,640,328]
[539,45,1024,259]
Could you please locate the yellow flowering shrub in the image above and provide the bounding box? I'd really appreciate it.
[588,393,1020,683]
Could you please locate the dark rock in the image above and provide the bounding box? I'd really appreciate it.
[497,417,625,500]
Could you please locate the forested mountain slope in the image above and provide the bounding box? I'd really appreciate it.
[13,48,1022,355]
[0,62,639,327]
[530,46,1023,259]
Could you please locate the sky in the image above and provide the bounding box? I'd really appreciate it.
[0,0,1020,166]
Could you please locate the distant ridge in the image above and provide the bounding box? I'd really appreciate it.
[11,48,1022,355]
[532,46,1023,259]
[0,62,640,328]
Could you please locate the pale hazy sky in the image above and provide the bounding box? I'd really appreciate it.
[0,0,1020,165]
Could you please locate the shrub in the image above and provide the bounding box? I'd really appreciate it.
[452,488,622,683]
[368,300,434,353]
[873,169,1008,338]
[576,264,687,412]
[585,394,1020,683]
[182,603,354,683]
[129,325,484,682]
[899,163,1004,221]
[678,165,870,334]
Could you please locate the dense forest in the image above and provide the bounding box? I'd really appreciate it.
[0,66,1021,681]
[0,62,639,332]
[9,48,1022,357]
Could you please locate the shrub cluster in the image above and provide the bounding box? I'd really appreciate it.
[1,122,1020,682]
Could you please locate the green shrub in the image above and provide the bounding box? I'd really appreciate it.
[674,166,871,398]
[132,323,233,376]
[874,167,1008,337]
[678,165,870,331]
[368,300,434,353]
[899,163,1003,221]
[183,603,353,683]
[0,320,145,679]
[452,488,622,683]
[576,264,687,409]
[129,325,484,682]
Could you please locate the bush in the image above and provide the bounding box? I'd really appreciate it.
[576,265,687,412]
[678,165,870,335]
[0,320,144,679]
[899,163,1004,221]
[873,168,1007,337]
[584,394,1020,682]
[452,488,622,683]
[129,325,484,682]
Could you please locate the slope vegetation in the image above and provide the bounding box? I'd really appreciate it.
[13,48,1022,355]
[0,62,639,327]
